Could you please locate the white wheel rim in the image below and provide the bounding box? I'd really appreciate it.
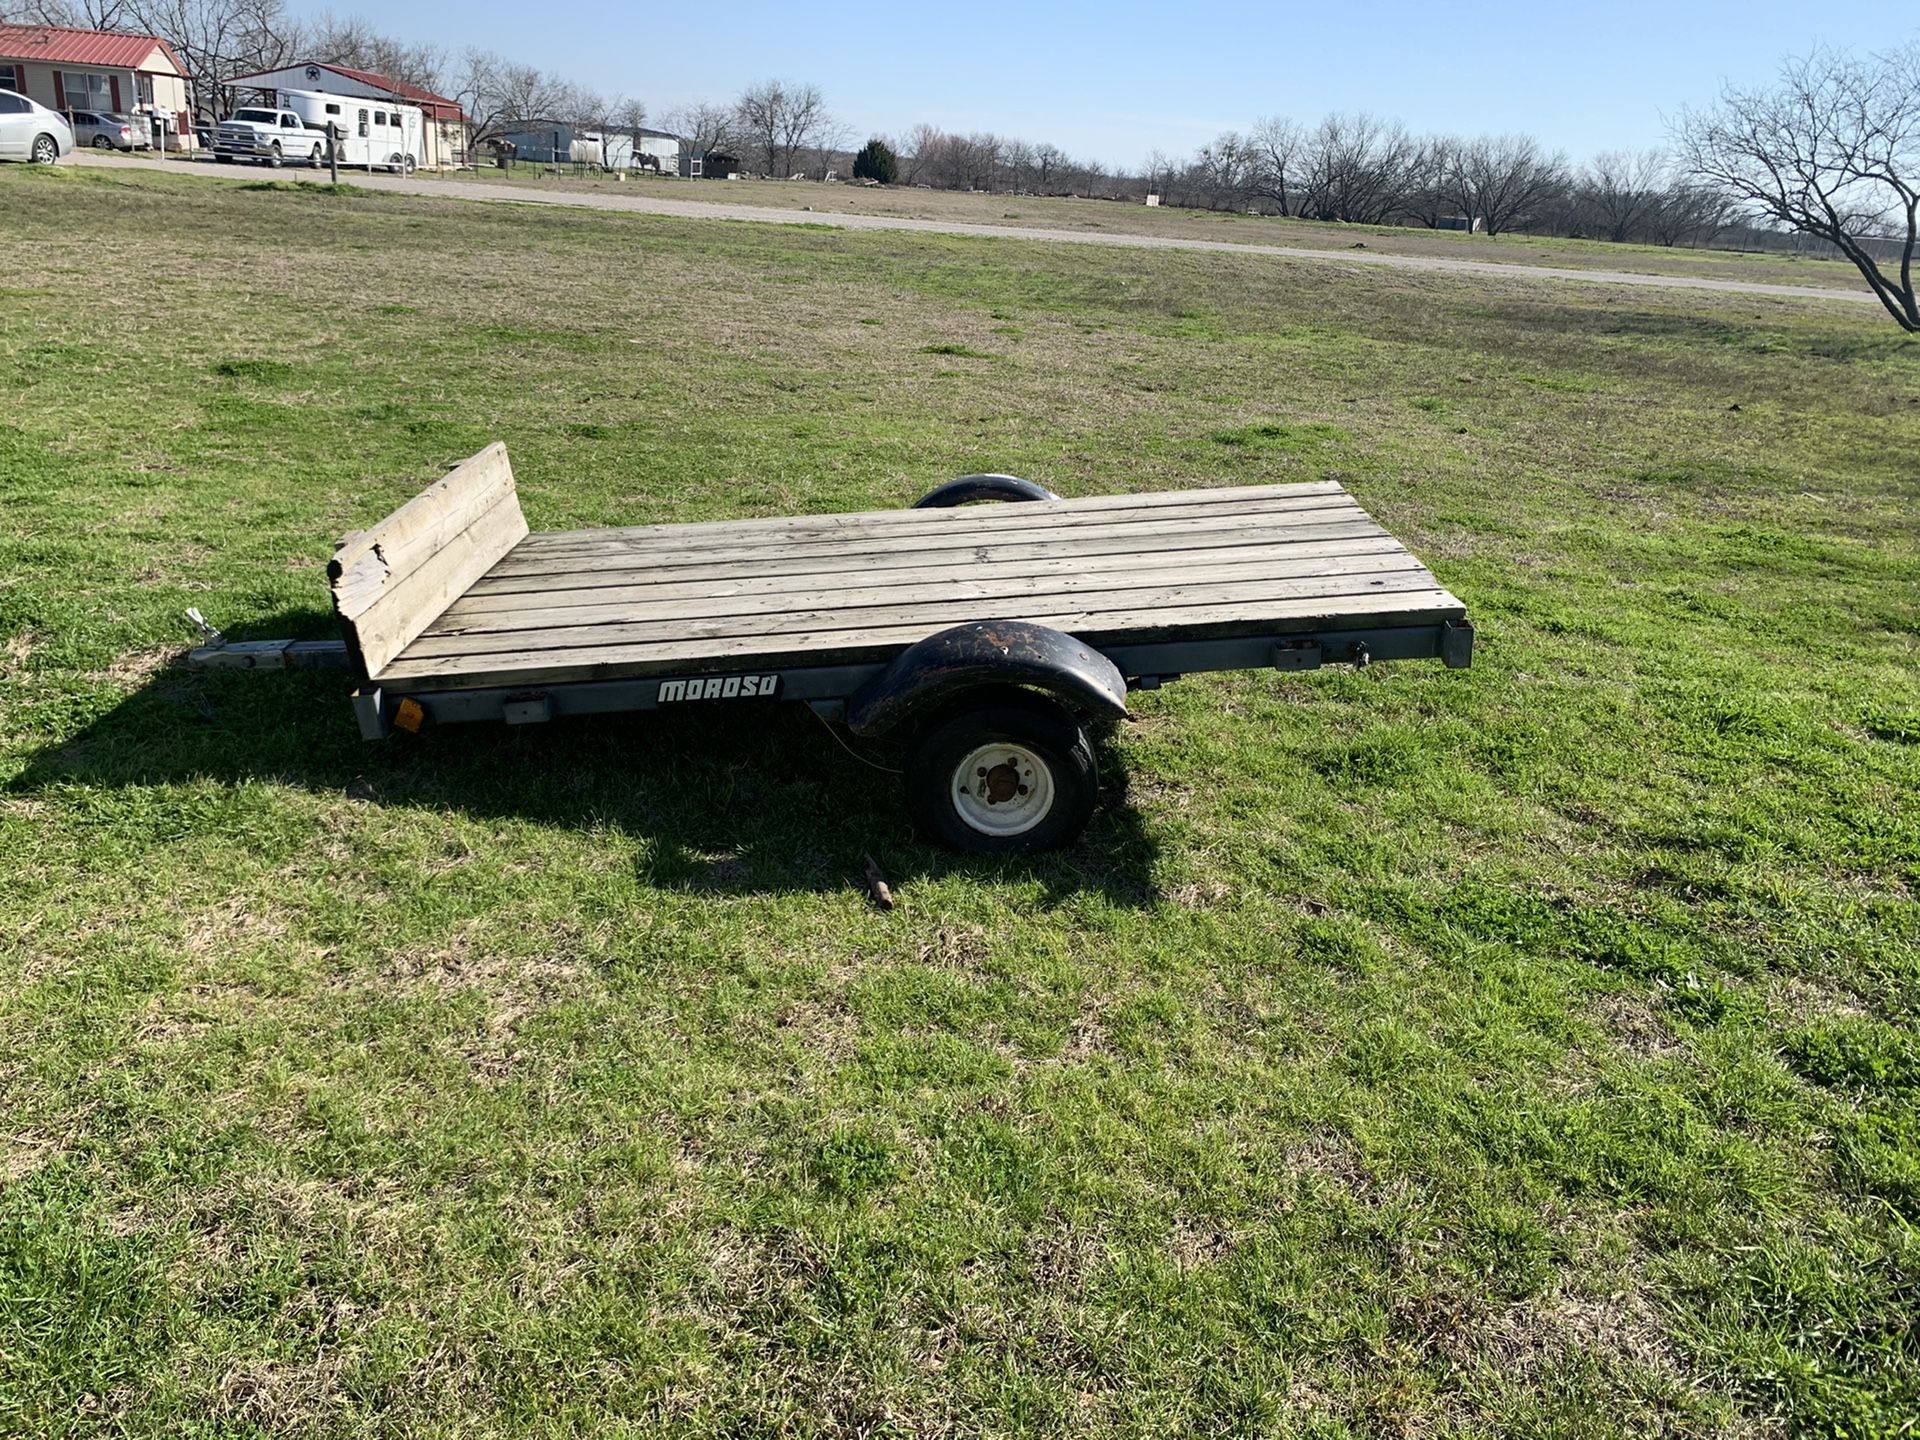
[951,742,1054,837]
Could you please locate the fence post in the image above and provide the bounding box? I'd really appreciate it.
[328,123,338,184]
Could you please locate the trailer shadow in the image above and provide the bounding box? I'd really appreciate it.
[13,623,1164,908]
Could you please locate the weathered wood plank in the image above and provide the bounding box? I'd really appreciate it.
[406,570,1450,660]
[513,478,1350,549]
[435,551,1431,633]
[447,535,1413,615]
[467,519,1398,597]
[504,491,1366,564]
[332,443,517,606]
[328,444,530,678]
[378,589,1466,692]
[482,506,1380,581]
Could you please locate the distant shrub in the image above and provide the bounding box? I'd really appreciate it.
[852,138,898,185]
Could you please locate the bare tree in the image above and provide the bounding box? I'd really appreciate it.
[453,48,565,149]
[1140,147,1178,200]
[774,81,829,178]
[1451,133,1566,236]
[1577,148,1670,242]
[731,78,832,178]
[1299,113,1420,223]
[1,0,139,30]
[1646,182,1734,249]
[127,0,301,121]
[1246,115,1303,215]
[1400,135,1461,228]
[1193,129,1257,210]
[1033,141,1065,193]
[302,11,443,93]
[1676,43,1920,330]
[733,77,782,175]
[1001,136,1035,192]
[899,121,940,184]
[668,98,737,175]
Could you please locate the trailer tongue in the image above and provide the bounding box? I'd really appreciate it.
[190,443,1471,853]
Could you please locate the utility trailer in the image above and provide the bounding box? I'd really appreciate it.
[190,444,1472,853]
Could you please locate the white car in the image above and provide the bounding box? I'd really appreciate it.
[0,90,73,163]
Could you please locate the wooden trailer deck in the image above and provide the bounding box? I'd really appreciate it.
[329,444,1466,695]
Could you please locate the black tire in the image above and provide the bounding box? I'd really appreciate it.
[905,693,1097,854]
[911,474,1059,509]
[309,144,323,167]
[30,133,58,165]
[266,142,282,168]
[92,134,112,150]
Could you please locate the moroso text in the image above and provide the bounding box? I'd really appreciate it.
[656,674,781,703]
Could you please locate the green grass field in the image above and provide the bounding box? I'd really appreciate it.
[2,164,1916,1438]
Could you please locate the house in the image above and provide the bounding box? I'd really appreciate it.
[226,61,465,167]
[0,23,193,147]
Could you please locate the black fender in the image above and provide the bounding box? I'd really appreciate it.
[845,621,1128,738]
[912,474,1060,508]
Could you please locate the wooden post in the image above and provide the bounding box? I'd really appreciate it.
[328,123,338,184]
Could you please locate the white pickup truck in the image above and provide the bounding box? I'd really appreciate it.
[213,106,329,167]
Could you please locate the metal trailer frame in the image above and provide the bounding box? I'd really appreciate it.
[334,620,1473,739]
[187,444,1473,852]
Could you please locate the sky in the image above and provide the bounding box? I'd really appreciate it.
[320,0,1883,169]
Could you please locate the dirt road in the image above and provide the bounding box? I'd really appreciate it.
[72,152,1876,307]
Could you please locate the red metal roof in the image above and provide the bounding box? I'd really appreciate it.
[0,23,183,74]
[229,61,465,121]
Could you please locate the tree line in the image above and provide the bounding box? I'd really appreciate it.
[856,115,1729,249]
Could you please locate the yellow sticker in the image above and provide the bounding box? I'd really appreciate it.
[393,696,425,733]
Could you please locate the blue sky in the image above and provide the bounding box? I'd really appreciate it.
[342,0,1876,168]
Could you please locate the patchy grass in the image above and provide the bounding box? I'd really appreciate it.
[1209,420,1351,451]
[1,164,1916,1439]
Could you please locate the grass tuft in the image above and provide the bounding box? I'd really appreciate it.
[1209,420,1350,450]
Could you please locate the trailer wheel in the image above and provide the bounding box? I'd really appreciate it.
[401,154,416,174]
[906,693,1097,854]
[912,474,1060,509]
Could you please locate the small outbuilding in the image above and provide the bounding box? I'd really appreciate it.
[680,147,739,179]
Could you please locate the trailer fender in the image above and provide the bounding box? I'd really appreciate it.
[845,621,1128,738]
[911,474,1060,508]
